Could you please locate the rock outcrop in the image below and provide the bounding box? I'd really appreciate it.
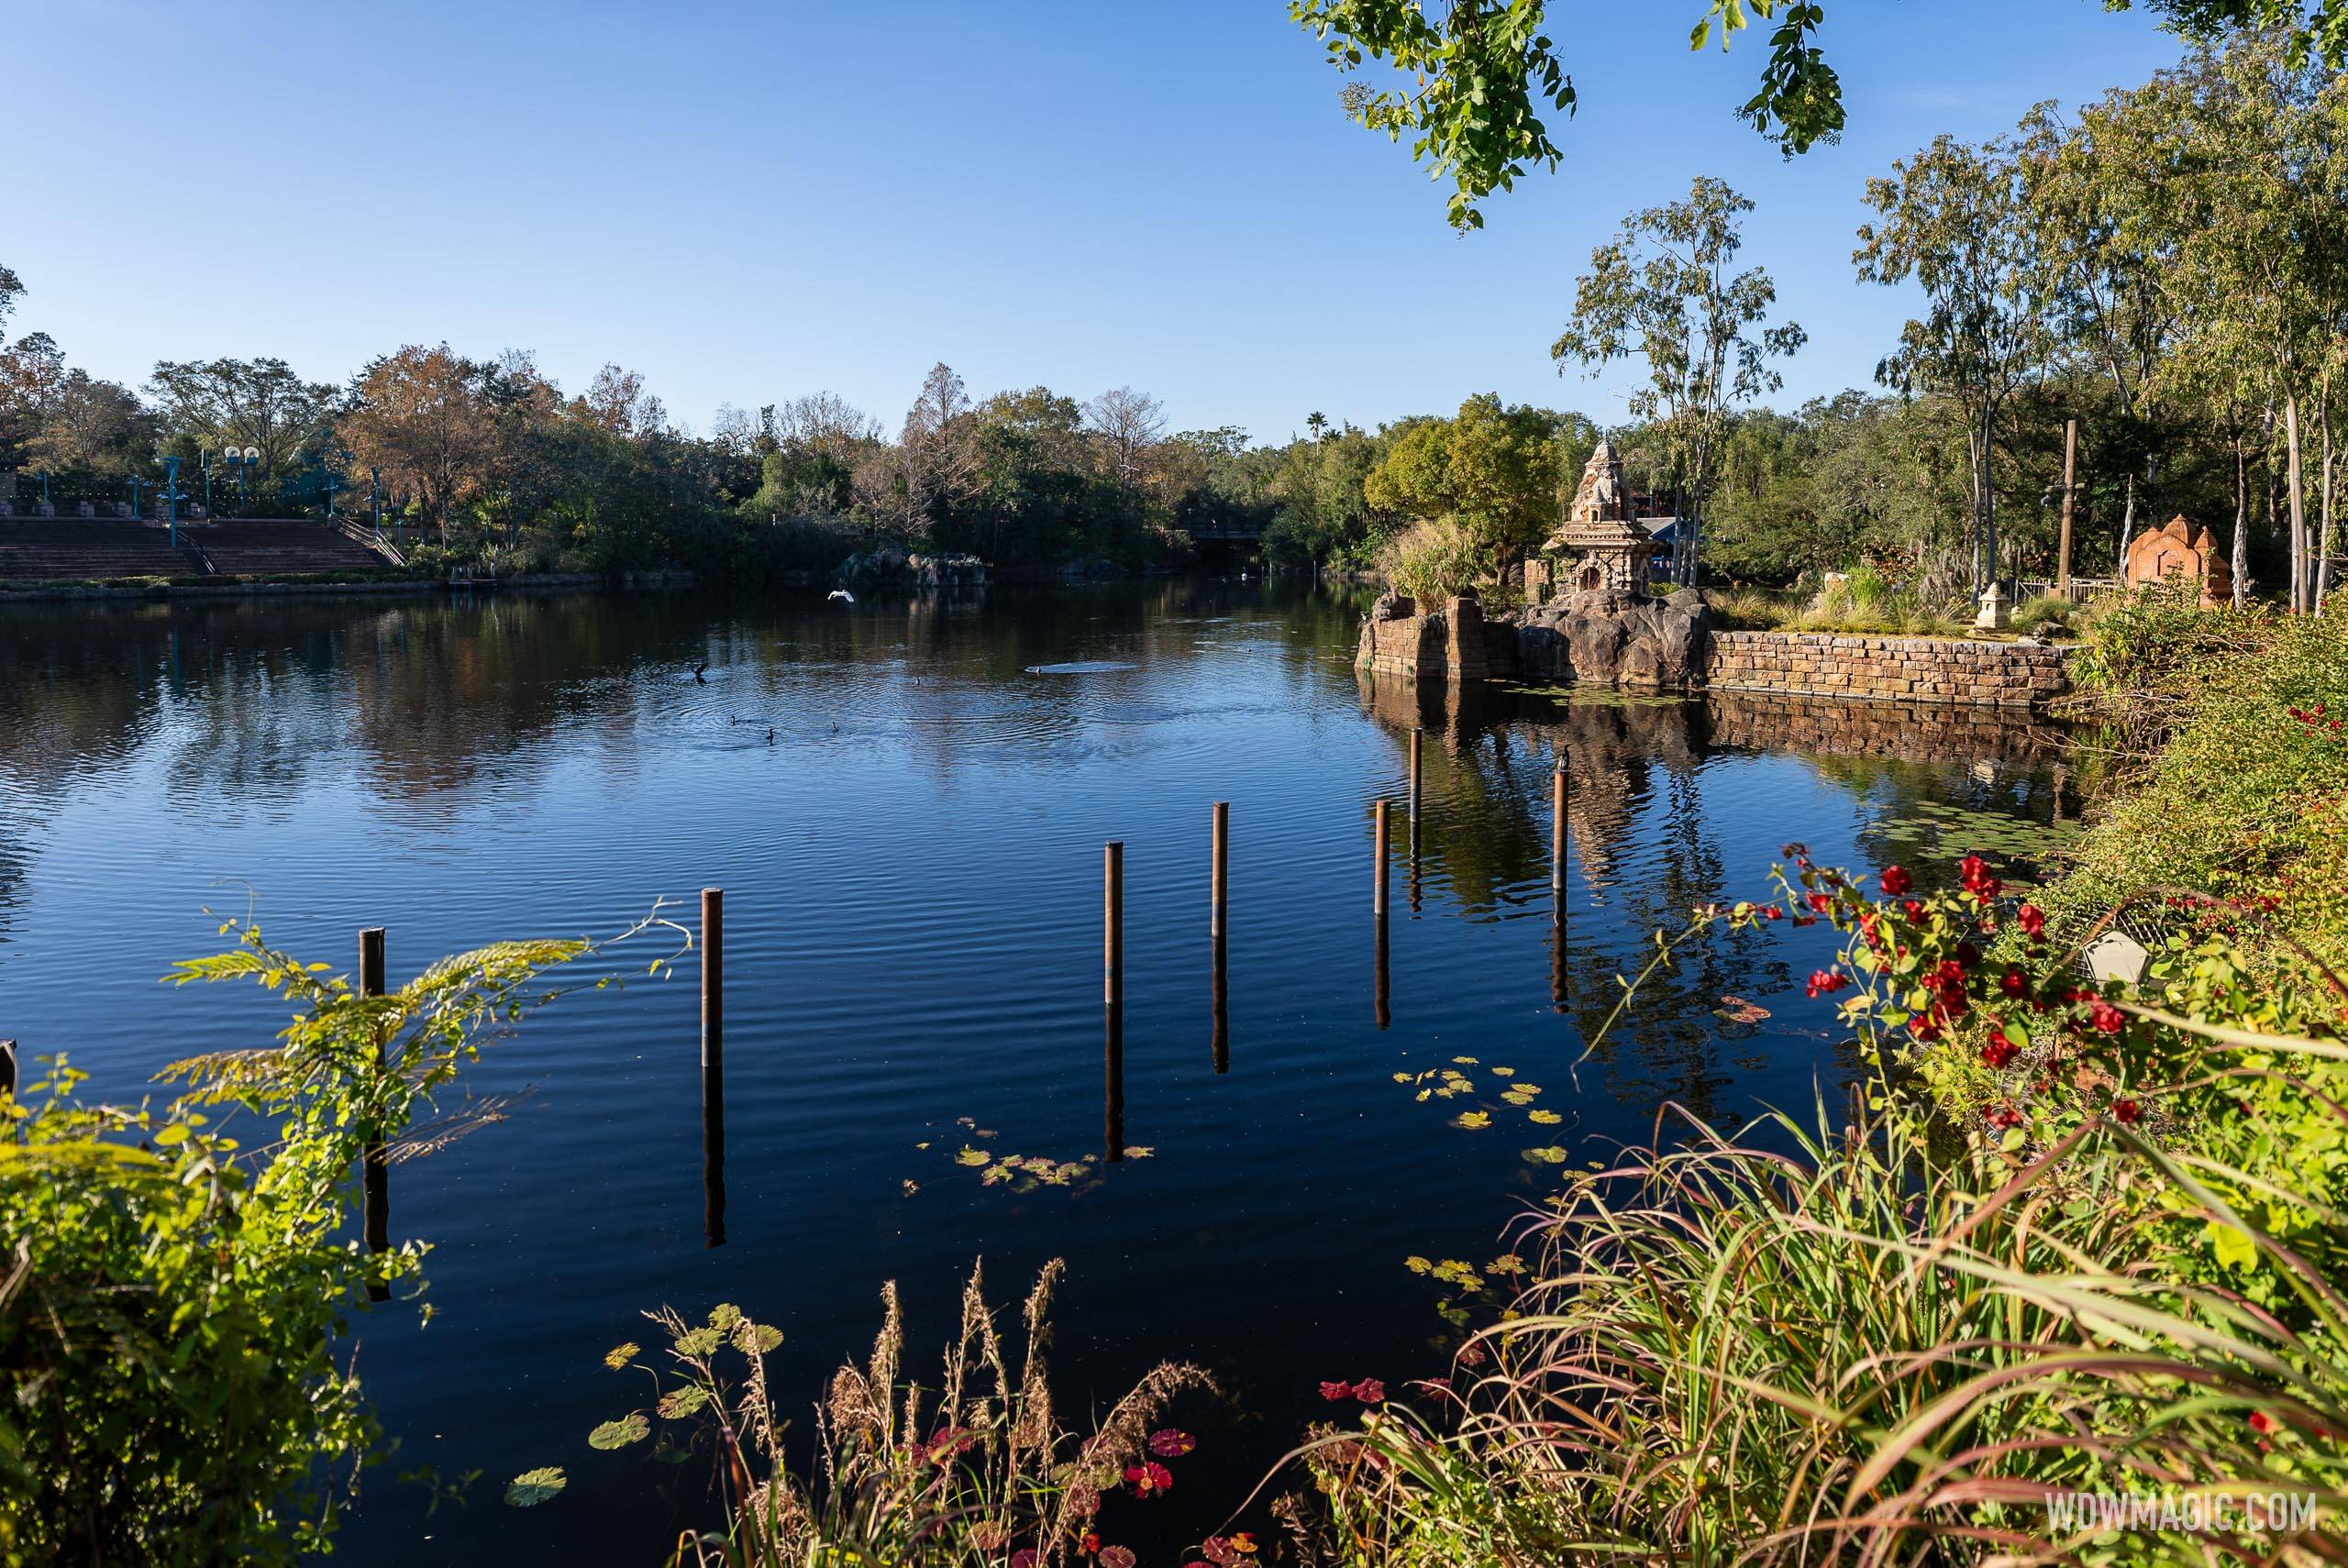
[1513,588,1711,689]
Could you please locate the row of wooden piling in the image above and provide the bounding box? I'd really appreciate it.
[19,729,1567,1261]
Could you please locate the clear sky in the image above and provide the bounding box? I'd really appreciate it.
[11,1,2187,446]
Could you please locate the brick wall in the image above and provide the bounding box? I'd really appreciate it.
[1708,631,2069,709]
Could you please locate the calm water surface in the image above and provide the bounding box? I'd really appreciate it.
[0,582,2071,1562]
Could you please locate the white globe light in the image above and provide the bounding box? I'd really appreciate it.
[221,445,238,461]
[242,447,260,461]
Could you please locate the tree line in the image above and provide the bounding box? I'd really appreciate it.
[2,35,2339,599]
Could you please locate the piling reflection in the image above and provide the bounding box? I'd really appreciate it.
[1356,671,2074,1122]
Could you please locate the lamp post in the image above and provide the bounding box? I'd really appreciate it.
[38,471,50,512]
[323,472,340,521]
[128,474,143,520]
[223,445,259,514]
[202,451,213,517]
[371,466,382,532]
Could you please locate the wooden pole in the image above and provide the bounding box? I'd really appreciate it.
[0,1039,15,1101]
[701,888,723,1069]
[1209,803,1227,942]
[1409,728,1423,825]
[359,927,390,1275]
[1372,799,1390,917]
[1550,767,1567,902]
[1103,842,1124,1008]
[2057,417,2077,597]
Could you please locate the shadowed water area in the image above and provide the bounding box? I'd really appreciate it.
[0,582,2077,1562]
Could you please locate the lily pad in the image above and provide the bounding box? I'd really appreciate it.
[658,1386,711,1419]
[590,1414,648,1450]
[505,1467,567,1507]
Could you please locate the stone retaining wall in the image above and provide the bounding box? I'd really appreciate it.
[1708,631,2069,709]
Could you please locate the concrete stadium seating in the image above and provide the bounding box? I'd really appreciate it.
[0,519,394,581]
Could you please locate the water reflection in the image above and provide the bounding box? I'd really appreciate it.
[0,581,2078,1566]
[1355,673,2071,1125]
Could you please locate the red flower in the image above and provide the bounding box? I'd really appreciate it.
[2089,999,2126,1035]
[1879,866,1914,896]
[1124,1462,1174,1496]
[1148,1429,1196,1457]
[1987,1102,2024,1129]
[1319,1380,1353,1401]
[1959,854,2003,900]
[2249,1410,2276,1435]
[2016,903,2047,938]
[1806,891,1834,913]
[1351,1378,1386,1405]
[1910,1013,1943,1043]
[1805,969,1849,999]
[1999,968,2026,999]
[1081,1534,1102,1555]
[1982,1027,2019,1070]
[2113,1097,2142,1124]
[1900,899,1926,923]
[1762,905,1784,921]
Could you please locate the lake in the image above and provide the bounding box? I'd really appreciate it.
[0,580,2074,1562]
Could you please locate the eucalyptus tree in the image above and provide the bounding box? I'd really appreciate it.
[2116,39,2348,608]
[1552,176,1803,586]
[1855,132,2054,591]
[2021,96,2187,569]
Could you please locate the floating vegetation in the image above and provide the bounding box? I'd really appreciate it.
[1504,683,1693,709]
[1395,1057,1562,1139]
[918,1115,1150,1194]
[1868,799,2080,880]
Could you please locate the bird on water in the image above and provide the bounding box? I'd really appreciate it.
[693,660,708,684]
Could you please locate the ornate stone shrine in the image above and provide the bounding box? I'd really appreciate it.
[1541,441,1655,593]
[2123,514,2232,605]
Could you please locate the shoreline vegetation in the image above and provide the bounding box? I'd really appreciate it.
[6,585,2347,1562]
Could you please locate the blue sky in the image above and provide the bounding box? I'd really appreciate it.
[11,1,2186,445]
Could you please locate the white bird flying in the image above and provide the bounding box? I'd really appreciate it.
[828,589,855,603]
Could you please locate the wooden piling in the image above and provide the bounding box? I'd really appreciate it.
[1104,841,1124,1007]
[359,927,389,1268]
[0,1040,15,1101]
[1210,803,1228,942]
[1550,767,1567,902]
[2057,417,2077,595]
[701,888,723,1069]
[1372,799,1390,917]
